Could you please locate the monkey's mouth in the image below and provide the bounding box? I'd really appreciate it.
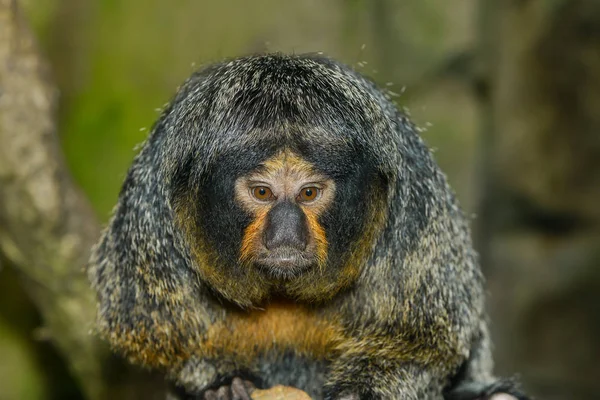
[255,247,315,279]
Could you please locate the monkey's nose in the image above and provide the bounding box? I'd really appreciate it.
[264,201,308,251]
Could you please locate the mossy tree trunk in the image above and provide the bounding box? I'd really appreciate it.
[0,1,107,398]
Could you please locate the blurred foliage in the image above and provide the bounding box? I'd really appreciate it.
[0,325,45,400]
[20,0,476,219]
[0,265,83,400]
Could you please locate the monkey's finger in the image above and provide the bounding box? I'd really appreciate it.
[204,390,218,400]
[489,395,518,400]
[216,385,231,400]
[231,377,252,400]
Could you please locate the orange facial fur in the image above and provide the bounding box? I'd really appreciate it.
[303,208,328,268]
[174,193,271,307]
[239,209,268,264]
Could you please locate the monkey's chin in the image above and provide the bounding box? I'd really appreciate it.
[255,248,316,280]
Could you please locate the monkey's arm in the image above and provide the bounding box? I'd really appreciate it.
[320,308,531,400]
[322,327,463,400]
[323,333,529,400]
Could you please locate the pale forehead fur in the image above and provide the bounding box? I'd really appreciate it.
[255,150,327,181]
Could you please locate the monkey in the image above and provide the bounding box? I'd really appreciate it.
[88,53,530,400]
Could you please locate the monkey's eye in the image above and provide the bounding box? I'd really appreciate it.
[252,186,274,201]
[298,187,320,203]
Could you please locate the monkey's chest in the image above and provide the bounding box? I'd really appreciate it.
[201,303,343,363]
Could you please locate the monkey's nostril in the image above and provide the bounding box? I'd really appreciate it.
[264,224,307,251]
[264,202,308,251]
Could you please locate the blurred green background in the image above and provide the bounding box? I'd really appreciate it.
[1,1,599,399]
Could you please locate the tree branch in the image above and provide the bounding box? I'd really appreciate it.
[0,1,107,398]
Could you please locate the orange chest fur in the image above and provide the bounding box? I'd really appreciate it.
[202,303,344,362]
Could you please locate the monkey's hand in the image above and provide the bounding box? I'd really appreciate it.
[202,377,255,400]
[445,379,530,400]
[173,357,220,395]
[172,358,257,400]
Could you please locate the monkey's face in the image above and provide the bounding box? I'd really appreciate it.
[175,137,388,306]
[235,151,335,279]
